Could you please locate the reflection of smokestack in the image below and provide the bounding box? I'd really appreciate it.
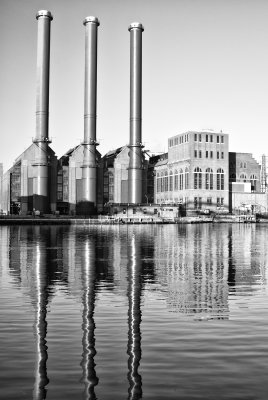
[128,23,144,204]
[127,233,142,399]
[33,238,49,399]
[33,10,53,213]
[81,238,98,399]
[82,17,100,206]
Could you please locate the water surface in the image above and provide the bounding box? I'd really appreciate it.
[0,224,267,399]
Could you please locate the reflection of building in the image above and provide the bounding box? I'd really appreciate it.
[154,224,229,317]
[154,130,229,211]
[227,224,267,290]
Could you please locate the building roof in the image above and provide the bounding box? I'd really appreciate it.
[155,158,168,167]
[104,146,124,158]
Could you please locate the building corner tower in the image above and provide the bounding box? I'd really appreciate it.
[79,16,100,215]
[32,10,53,213]
[128,23,144,204]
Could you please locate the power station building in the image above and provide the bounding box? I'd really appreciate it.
[154,130,229,211]
[98,146,148,210]
[1,11,267,216]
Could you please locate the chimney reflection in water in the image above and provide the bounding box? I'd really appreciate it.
[127,233,142,400]
[32,227,49,400]
[80,236,98,399]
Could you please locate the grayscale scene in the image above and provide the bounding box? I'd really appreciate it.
[0,1,268,399]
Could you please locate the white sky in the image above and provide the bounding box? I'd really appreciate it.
[1,0,268,170]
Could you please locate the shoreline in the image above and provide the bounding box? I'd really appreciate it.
[0,215,265,225]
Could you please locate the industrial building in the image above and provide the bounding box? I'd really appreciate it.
[98,146,148,210]
[154,130,229,211]
[0,11,148,216]
[1,145,57,215]
[1,10,268,217]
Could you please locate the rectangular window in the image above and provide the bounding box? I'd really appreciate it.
[185,135,187,142]
[187,134,189,142]
[194,150,197,158]
[199,134,202,142]
[194,197,198,209]
[175,137,178,145]
[217,135,220,143]
[221,152,224,159]
[221,136,224,143]
[206,151,208,158]
[217,151,219,159]
[210,151,213,158]
[221,198,224,205]
[182,136,184,143]
[194,133,197,141]
[207,197,212,204]
[199,150,202,158]
[210,135,213,142]
[217,197,220,206]
[206,134,209,142]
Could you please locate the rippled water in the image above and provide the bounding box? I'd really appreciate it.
[0,224,267,399]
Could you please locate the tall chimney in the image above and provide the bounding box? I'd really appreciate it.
[81,16,100,207]
[128,23,144,204]
[33,10,53,213]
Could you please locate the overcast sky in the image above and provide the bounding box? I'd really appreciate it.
[1,0,268,170]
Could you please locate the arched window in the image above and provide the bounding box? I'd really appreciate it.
[240,173,247,182]
[108,171,114,201]
[194,167,202,189]
[164,171,168,192]
[156,173,161,193]
[240,162,243,168]
[174,170,178,190]
[161,172,165,192]
[205,168,213,190]
[169,170,173,191]
[217,168,224,190]
[179,169,184,190]
[185,167,189,189]
[250,174,257,192]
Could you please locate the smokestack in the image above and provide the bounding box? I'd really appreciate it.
[128,22,144,204]
[33,10,53,212]
[81,16,100,207]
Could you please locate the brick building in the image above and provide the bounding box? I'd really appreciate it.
[154,130,229,211]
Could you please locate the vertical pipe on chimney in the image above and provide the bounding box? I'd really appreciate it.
[33,10,53,212]
[128,23,144,204]
[82,16,100,205]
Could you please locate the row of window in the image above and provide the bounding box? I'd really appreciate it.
[229,162,248,169]
[157,170,189,192]
[156,168,225,192]
[193,168,224,190]
[194,197,224,208]
[169,134,189,147]
[194,134,225,143]
[230,173,257,181]
[156,196,225,207]
[194,150,224,159]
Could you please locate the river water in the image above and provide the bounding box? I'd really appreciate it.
[0,224,267,399]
